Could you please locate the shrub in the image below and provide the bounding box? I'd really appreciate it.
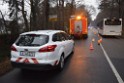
[0,34,19,62]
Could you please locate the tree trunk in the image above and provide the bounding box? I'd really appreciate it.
[57,0,60,29]
[15,0,18,21]
[0,10,8,34]
[43,0,49,29]
[21,0,29,31]
[62,0,64,30]
[30,0,37,30]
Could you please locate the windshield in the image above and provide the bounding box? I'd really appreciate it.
[15,34,49,46]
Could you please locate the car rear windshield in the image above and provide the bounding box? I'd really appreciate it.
[105,19,121,25]
[15,34,49,46]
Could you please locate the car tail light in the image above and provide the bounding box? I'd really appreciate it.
[11,46,17,51]
[39,45,57,52]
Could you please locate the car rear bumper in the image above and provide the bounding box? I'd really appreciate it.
[11,62,57,70]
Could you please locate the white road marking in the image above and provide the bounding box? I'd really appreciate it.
[100,44,124,83]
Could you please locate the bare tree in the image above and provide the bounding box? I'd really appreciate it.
[0,1,10,34]
[52,0,76,30]
[0,10,8,34]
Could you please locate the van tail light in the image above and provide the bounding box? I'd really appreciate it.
[39,45,57,52]
[11,46,17,51]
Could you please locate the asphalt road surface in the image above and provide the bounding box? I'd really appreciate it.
[0,28,124,83]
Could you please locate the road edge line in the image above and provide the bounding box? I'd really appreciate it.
[100,44,124,83]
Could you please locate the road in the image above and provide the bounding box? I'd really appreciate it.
[0,28,124,83]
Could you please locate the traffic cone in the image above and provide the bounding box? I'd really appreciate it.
[92,38,95,42]
[98,40,100,45]
[90,42,94,50]
[98,38,102,45]
[94,32,97,35]
[99,38,102,43]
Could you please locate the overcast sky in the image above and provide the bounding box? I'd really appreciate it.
[0,0,100,20]
[0,1,9,20]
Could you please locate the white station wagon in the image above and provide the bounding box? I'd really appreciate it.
[11,30,74,71]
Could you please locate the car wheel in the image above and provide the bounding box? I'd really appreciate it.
[83,34,88,39]
[57,55,64,71]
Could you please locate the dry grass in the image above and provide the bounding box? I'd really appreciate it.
[0,57,12,76]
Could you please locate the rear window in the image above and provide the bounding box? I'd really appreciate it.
[105,19,121,25]
[15,34,49,46]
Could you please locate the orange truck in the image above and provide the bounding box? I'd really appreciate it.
[69,15,88,38]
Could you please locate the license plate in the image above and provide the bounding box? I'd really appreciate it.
[20,51,35,57]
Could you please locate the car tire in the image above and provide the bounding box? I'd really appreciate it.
[57,55,64,71]
[83,34,88,39]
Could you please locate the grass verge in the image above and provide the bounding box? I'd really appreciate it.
[0,57,12,76]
